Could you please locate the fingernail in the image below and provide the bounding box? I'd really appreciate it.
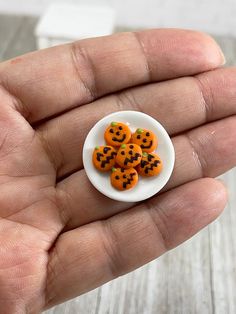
[218,47,226,65]
[217,178,229,197]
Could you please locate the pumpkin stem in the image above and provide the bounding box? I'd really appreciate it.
[137,128,144,134]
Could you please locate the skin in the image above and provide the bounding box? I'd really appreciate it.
[0,28,235,313]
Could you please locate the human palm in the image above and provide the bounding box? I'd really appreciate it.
[0,29,235,313]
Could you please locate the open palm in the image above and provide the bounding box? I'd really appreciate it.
[0,29,235,313]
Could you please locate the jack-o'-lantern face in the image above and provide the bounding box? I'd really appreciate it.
[137,152,162,177]
[104,122,131,147]
[110,167,138,190]
[116,143,142,169]
[92,146,117,172]
[131,128,157,153]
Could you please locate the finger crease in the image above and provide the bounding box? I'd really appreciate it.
[184,132,205,178]
[36,131,59,175]
[133,32,152,82]
[100,220,123,278]
[144,201,170,251]
[70,42,97,101]
[45,244,64,307]
[194,75,214,122]
[0,84,31,120]
[55,185,73,226]
[115,89,144,113]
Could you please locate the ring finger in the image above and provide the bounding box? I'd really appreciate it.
[56,115,236,230]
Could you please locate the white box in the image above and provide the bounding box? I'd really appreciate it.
[35,3,116,49]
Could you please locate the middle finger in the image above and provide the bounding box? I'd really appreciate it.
[37,67,236,179]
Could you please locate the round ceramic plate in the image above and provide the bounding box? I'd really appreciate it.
[83,111,175,202]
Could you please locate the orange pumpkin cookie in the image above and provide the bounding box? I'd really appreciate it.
[116,143,142,169]
[137,152,162,177]
[131,128,157,153]
[93,146,117,172]
[104,122,131,147]
[111,167,138,190]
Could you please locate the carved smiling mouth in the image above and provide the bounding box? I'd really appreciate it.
[122,172,136,189]
[141,140,153,149]
[141,159,161,174]
[112,134,126,143]
[124,153,141,166]
[96,151,117,168]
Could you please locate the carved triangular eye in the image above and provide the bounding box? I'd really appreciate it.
[103,147,111,154]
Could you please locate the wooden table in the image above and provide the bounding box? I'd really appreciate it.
[1,14,236,314]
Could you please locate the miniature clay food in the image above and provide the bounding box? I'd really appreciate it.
[111,167,138,190]
[104,122,131,146]
[116,143,142,169]
[131,128,157,153]
[91,121,162,192]
[137,152,163,177]
[92,145,117,171]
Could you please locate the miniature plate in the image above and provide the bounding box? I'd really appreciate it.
[82,111,175,202]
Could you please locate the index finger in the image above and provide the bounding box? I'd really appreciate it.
[0,29,224,123]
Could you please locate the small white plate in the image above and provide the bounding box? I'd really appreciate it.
[83,111,175,202]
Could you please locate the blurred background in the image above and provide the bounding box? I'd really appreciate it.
[0,0,236,34]
[0,1,236,314]
[1,0,236,61]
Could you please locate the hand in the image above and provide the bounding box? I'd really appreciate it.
[0,29,234,313]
